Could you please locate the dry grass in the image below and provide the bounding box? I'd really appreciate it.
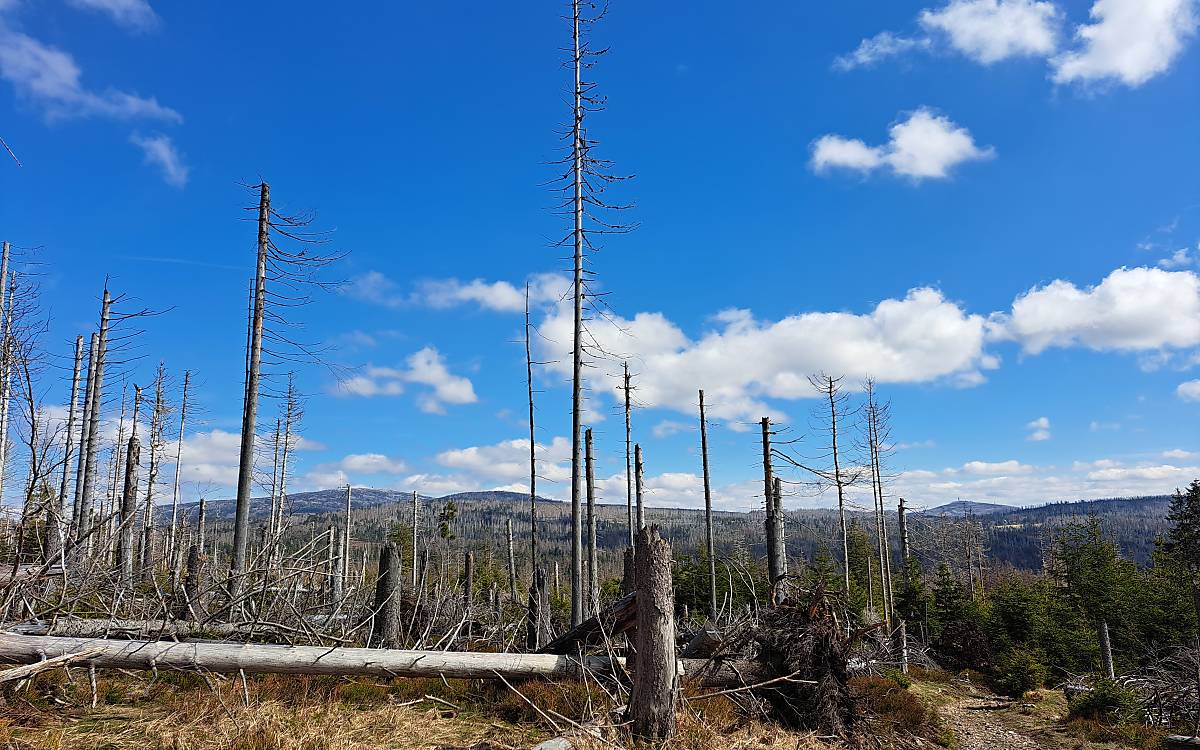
[0,670,839,750]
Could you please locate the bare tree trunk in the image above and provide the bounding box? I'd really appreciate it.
[77,290,111,550]
[50,335,83,564]
[1099,619,1115,679]
[141,369,166,581]
[761,417,784,595]
[410,491,418,588]
[623,361,634,548]
[585,427,597,618]
[0,275,15,506]
[630,525,677,742]
[231,182,270,600]
[699,390,717,622]
[167,370,189,565]
[898,497,910,564]
[506,518,518,602]
[772,476,787,584]
[567,0,586,631]
[527,566,550,650]
[342,484,352,589]
[117,433,141,588]
[197,497,207,552]
[525,284,539,573]
[825,379,851,597]
[71,333,98,543]
[634,443,645,531]
[463,550,474,623]
[371,542,401,648]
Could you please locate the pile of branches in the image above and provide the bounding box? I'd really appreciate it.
[1127,646,1200,732]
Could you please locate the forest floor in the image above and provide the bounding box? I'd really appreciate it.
[0,668,1163,750]
[914,675,1156,750]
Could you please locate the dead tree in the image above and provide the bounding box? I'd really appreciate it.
[371,542,402,647]
[230,183,339,602]
[70,333,98,542]
[116,388,143,588]
[699,389,717,620]
[49,335,84,564]
[761,417,786,596]
[76,288,112,551]
[140,364,168,581]
[862,379,895,628]
[622,361,634,547]
[525,282,539,572]
[166,370,190,564]
[630,525,677,742]
[810,374,860,597]
[506,518,518,602]
[585,427,598,617]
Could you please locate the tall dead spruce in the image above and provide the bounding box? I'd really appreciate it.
[555,0,633,627]
[229,182,339,605]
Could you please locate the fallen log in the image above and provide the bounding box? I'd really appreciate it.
[4,619,275,640]
[538,591,637,655]
[0,634,771,687]
[0,647,102,682]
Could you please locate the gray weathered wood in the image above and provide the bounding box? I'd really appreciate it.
[630,526,677,741]
[699,389,717,621]
[372,542,402,647]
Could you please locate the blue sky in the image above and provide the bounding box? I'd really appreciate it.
[1,0,1199,512]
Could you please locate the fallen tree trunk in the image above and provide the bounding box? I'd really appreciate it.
[4,619,278,639]
[0,634,770,686]
[538,591,636,655]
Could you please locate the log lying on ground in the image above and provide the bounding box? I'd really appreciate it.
[4,619,277,640]
[538,591,636,655]
[0,634,770,686]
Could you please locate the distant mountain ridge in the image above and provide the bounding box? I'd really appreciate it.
[919,500,1013,517]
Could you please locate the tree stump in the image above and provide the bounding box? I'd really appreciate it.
[371,542,402,647]
[630,526,677,742]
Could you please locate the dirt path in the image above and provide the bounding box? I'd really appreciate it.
[940,694,1045,750]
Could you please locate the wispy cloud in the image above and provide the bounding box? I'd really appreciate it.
[66,0,159,32]
[0,25,179,122]
[130,132,187,187]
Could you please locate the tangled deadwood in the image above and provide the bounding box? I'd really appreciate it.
[750,585,858,737]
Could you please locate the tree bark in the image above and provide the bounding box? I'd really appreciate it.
[116,434,141,588]
[372,542,401,648]
[49,335,83,565]
[77,291,111,551]
[630,525,677,742]
[634,444,645,531]
[1099,619,1116,679]
[585,427,597,618]
[699,390,717,621]
[231,182,270,601]
[567,0,586,631]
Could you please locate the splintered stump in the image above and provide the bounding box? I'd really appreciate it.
[371,542,402,647]
[630,525,677,743]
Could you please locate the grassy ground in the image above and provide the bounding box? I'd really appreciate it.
[0,669,837,750]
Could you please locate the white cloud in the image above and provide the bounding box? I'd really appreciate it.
[960,459,1034,475]
[336,348,476,413]
[1163,448,1196,459]
[346,271,567,313]
[1089,420,1121,432]
[1088,463,1195,481]
[437,436,571,486]
[404,347,477,413]
[67,0,158,31]
[538,285,992,424]
[336,453,407,475]
[997,267,1200,354]
[0,25,180,122]
[1158,247,1196,269]
[651,420,691,439]
[833,32,932,70]
[1025,416,1051,441]
[812,108,994,181]
[417,278,526,312]
[919,0,1061,64]
[129,133,187,187]
[1052,0,1198,87]
[1178,379,1200,402]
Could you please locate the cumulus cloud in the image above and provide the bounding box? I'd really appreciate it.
[811,108,994,181]
[438,436,571,485]
[0,25,179,122]
[996,267,1200,354]
[1052,0,1198,87]
[1178,379,1200,402]
[129,133,187,187]
[833,32,931,70]
[335,347,476,413]
[539,286,993,425]
[67,0,158,31]
[1025,416,1051,441]
[919,0,1061,63]
[1163,448,1196,459]
[1159,247,1197,270]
